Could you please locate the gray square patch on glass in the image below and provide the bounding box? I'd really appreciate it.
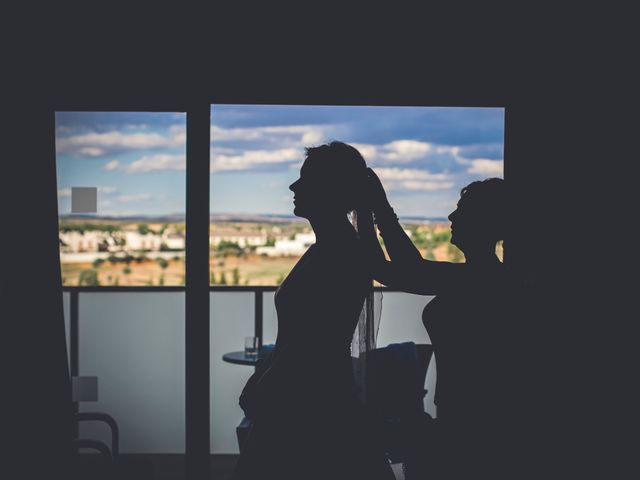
[72,376,99,402]
[71,187,97,213]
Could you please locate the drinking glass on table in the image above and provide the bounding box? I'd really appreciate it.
[245,336,259,357]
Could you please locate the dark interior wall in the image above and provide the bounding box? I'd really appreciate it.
[4,10,625,478]
[5,99,73,477]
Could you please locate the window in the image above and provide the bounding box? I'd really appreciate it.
[209,104,504,285]
[55,112,186,286]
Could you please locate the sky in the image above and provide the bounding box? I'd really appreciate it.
[56,105,504,219]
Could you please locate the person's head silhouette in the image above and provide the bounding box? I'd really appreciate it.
[448,178,506,261]
[289,141,367,221]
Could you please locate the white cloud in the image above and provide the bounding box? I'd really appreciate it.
[210,124,331,147]
[115,193,155,203]
[375,167,450,182]
[466,159,503,176]
[401,180,455,191]
[353,140,435,164]
[211,148,300,173]
[58,186,117,197]
[79,147,106,157]
[103,160,120,171]
[381,140,433,161]
[56,127,186,156]
[353,141,503,178]
[125,154,186,173]
[374,167,454,191]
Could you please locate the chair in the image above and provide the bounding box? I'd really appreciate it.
[355,342,435,466]
[68,378,153,479]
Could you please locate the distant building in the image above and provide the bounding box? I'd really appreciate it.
[124,231,163,251]
[256,232,316,257]
[59,231,109,253]
[59,228,186,253]
[209,227,268,248]
[162,231,185,250]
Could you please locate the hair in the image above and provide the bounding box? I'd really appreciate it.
[459,177,507,241]
[304,141,368,212]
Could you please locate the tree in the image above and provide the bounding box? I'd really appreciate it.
[137,223,152,235]
[92,258,105,269]
[447,244,465,263]
[219,271,227,285]
[78,269,100,286]
[156,257,169,270]
[210,271,216,284]
[216,240,243,257]
[123,266,132,284]
[112,234,126,247]
[232,268,240,285]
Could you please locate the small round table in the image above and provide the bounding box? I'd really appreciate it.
[222,350,266,366]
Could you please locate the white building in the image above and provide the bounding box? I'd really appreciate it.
[162,232,185,250]
[256,232,316,257]
[209,227,268,248]
[59,229,184,254]
[59,231,109,253]
[123,231,163,251]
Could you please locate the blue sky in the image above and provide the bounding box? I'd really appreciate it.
[56,106,504,218]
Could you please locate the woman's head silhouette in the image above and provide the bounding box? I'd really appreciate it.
[448,177,506,256]
[289,141,367,220]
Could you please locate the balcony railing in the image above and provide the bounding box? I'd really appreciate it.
[62,286,436,455]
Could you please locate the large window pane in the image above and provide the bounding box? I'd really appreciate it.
[209,105,505,286]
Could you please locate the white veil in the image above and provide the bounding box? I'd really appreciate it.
[349,210,384,404]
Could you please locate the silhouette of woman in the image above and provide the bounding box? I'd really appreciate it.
[358,169,521,479]
[232,143,395,480]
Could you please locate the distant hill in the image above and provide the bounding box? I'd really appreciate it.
[60,213,449,224]
[60,213,187,223]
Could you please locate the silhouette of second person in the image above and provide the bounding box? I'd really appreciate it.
[232,142,394,480]
[358,169,523,479]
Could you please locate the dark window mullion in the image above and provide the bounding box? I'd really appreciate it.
[185,104,211,480]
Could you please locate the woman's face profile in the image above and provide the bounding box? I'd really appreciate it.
[448,197,477,249]
[289,157,321,219]
[289,146,364,220]
[448,201,463,247]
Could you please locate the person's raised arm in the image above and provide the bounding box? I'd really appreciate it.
[367,168,423,265]
[355,169,425,291]
[365,168,488,295]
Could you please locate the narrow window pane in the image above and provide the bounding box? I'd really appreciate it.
[56,112,186,286]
